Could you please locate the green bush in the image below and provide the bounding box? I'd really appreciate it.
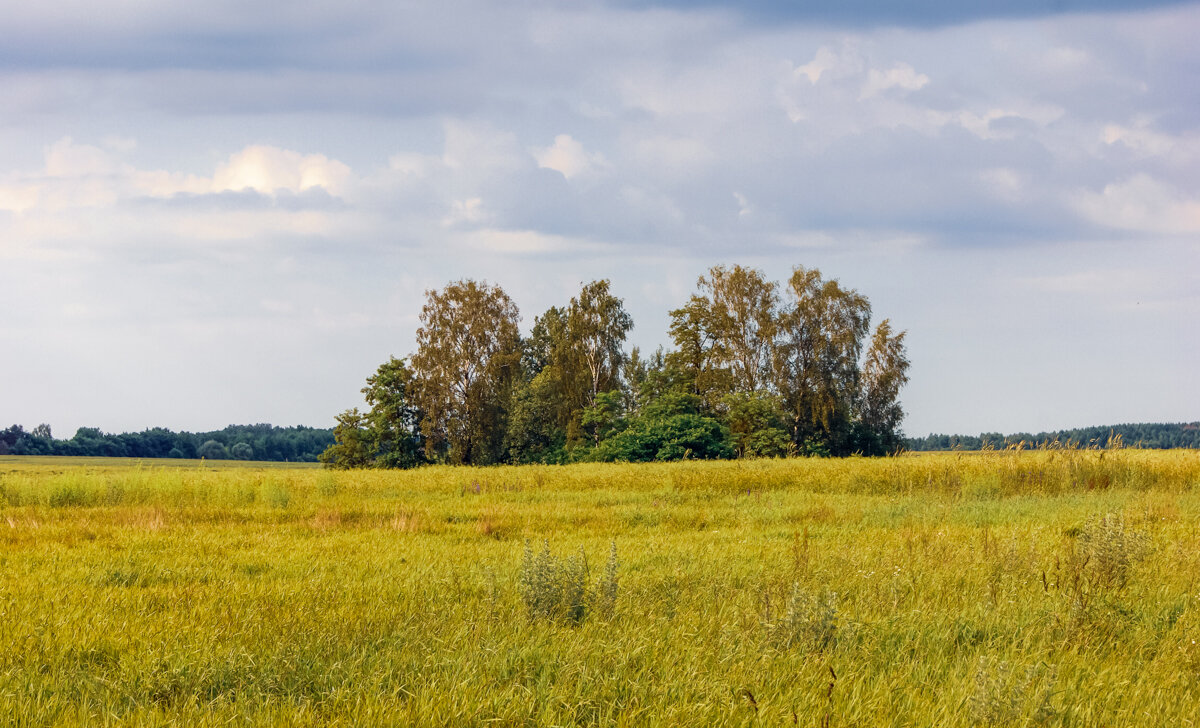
[519,541,619,625]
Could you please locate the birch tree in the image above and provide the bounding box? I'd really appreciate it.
[412,280,521,464]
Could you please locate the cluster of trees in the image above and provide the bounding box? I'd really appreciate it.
[0,423,333,461]
[907,422,1200,451]
[321,265,911,468]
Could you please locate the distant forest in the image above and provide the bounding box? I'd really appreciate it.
[906,422,1200,451]
[0,423,334,462]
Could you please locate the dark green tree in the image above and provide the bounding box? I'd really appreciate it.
[319,409,374,469]
[721,391,791,458]
[362,357,424,468]
[197,439,229,460]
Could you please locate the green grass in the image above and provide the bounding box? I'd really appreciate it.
[1,451,1198,726]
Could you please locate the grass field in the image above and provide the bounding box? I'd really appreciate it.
[1,451,1199,726]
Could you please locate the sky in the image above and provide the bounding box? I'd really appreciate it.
[2,0,1198,440]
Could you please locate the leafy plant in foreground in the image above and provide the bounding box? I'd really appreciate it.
[769,582,838,651]
[969,656,1058,727]
[519,540,619,625]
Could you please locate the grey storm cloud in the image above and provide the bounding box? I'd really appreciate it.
[621,0,1197,26]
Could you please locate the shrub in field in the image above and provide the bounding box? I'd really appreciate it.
[969,656,1058,727]
[596,541,619,620]
[1047,512,1150,636]
[519,540,618,625]
[1078,513,1148,591]
[769,582,838,651]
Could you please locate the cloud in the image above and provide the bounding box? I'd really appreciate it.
[44,137,121,177]
[441,120,524,174]
[1,139,351,212]
[792,47,841,85]
[1073,174,1200,235]
[212,146,351,196]
[534,134,604,179]
[614,0,1194,27]
[860,62,930,98]
[0,183,39,213]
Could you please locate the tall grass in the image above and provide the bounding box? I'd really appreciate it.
[0,451,1197,725]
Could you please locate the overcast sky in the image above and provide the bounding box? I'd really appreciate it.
[2,0,1197,439]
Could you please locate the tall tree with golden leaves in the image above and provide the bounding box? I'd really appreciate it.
[773,266,872,454]
[412,280,521,465]
[857,319,910,454]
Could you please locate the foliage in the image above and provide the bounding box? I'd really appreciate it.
[908,422,1200,451]
[328,265,912,467]
[318,408,374,469]
[969,657,1058,727]
[856,319,910,454]
[773,266,872,455]
[229,442,254,460]
[504,367,569,464]
[1,423,333,462]
[567,279,633,407]
[412,279,522,465]
[518,541,592,625]
[197,440,229,460]
[673,264,778,396]
[769,583,838,651]
[592,413,733,462]
[722,391,791,458]
[360,357,424,469]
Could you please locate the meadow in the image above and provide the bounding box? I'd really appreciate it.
[1,451,1198,726]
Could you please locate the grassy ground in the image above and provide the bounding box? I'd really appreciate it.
[1,451,1198,726]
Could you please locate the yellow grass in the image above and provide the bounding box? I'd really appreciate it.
[1,450,1198,726]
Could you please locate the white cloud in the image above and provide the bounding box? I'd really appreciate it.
[44,137,121,177]
[388,152,436,176]
[533,134,603,179]
[212,146,351,196]
[1101,117,1200,163]
[444,196,486,226]
[733,191,751,218]
[792,46,842,85]
[979,167,1024,202]
[860,62,930,99]
[3,138,352,214]
[1073,174,1200,235]
[1020,270,1129,295]
[0,183,40,213]
[1103,122,1174,156]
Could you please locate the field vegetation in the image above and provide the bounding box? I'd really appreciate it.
[2,450,1199,726]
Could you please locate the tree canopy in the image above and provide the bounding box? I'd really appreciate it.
[321,266,914,468]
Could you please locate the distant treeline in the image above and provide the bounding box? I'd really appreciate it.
[0,423,334,462]
[906,422,1200,451]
